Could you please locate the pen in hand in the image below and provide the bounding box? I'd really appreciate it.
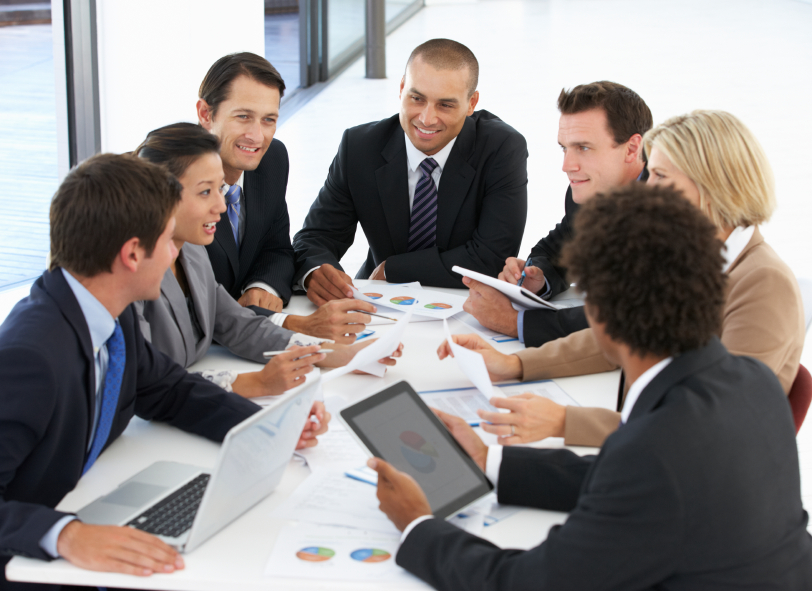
[263,349,334,359]
[349,310,398,322]
[518,257,533,288]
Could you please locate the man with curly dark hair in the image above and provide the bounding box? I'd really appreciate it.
[367,184,812,590]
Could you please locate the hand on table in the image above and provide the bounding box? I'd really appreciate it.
[367,458,431,532]
[431,408,488,471]
[498,257,546,294]
[232,345,325,398]
[478,394,566,444]
[437,333,523,382]
[305,264,354,306]
[57,520,184,576]
[461,277,519,337]
[369,260,386,281]
[296,401,331,450]
[238,288,284,312]
[284,299,373,344]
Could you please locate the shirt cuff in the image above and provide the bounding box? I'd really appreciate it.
[39,515,77,558]
[196,369,239,392]
[400,514,434,543]
[485,445,503,487]
[269,312,289,327]
[539,278,552,299]
[287,333,330,348]
[243,282,280,298]
[516,310,525,344]
[300,266,320,291]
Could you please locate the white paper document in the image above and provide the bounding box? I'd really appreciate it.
[323,307,412,382]
[265,523,422,585]
[351,284,467,320]
[498,379,580,407]
[452,265,563,311]
[452,311,519,343]
[443,319,496,397]
[419,386,500,425]
[271,471,400,535]
[295,422,370,472]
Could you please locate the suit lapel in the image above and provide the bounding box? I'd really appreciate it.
[214,211,240,280]
[162,252,197,367]
[181,246,214,356]
[44,269,99,446]
[239,171,263,273]
[435,118,476,249]
[376,130,411,254]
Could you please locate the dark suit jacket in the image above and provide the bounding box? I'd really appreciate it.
[0,269,259,591]
[205,138,295,305]
[292,111,528,287]
[523,172,648,347]
[397,338,812,590]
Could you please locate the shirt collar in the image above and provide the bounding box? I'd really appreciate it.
[404,133,457,174]
[621,356,673,424]
[721,226,755,273]
[61,268,116,354]
[226,171,245,192]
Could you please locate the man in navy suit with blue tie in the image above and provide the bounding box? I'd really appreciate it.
[0,154,327,590]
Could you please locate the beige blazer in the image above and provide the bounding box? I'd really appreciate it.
[514,227,805,446]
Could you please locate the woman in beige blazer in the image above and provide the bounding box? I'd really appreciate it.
[439,110,804,447]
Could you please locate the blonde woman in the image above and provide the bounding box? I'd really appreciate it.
[439,110,804,447]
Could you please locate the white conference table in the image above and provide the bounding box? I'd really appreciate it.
[7,282,619,590]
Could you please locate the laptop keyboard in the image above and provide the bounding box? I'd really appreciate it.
[127,473,210,538]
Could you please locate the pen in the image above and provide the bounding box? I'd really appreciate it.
[263,349,334,359]
[517,257,534,287]
[350,310,398,322]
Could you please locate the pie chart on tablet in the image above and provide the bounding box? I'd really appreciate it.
[399,431,438,473]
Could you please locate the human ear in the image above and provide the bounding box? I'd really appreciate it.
[117,237,142,274]
[625,133,643,163]
[467,90,480,116]
[196,99,214,130]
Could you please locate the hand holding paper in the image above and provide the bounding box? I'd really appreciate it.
[442,320,497,397]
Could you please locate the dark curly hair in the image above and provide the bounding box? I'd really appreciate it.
[561,184,727,357]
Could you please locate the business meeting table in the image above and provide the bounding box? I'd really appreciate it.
[7,282,619,590]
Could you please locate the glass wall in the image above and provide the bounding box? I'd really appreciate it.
[0,20,57,290]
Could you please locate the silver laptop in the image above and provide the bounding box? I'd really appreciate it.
[76,378,319,553]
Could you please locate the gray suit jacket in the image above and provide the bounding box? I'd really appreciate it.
[135,244,293,367]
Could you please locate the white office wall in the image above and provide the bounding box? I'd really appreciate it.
[96,0,265,154]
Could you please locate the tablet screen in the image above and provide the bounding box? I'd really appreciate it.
[341,381,493,520]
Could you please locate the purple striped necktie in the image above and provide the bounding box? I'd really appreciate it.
[408,158,439,252]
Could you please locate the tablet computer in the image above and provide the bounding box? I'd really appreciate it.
[340,380,494,520]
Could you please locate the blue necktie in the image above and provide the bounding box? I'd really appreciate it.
[408,158,439,252]
[225,184,241,247]
[83,323,125,475]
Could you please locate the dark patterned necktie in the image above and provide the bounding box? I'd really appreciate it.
[83,322,125,475]
[225,184,241,247]
[407,158,440,252]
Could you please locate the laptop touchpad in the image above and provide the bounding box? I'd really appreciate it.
[102,482,168,507]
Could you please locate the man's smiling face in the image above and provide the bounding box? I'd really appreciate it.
[399,56,478,156]
[199,75,279,183]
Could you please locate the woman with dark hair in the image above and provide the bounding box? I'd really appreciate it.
[134,123,401,399]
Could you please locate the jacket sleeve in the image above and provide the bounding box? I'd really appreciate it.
[527,188,577,298]
[396,440,683,591]
[385,132,528,287]
[242,143,295,304]
[522,306,590,348]
[721,261,804,394]
[292,129,359,284]
[128,308,260,443]
[0,348,71,561]
[212,283,294,363]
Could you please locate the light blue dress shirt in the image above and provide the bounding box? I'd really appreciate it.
[38,270,117,558]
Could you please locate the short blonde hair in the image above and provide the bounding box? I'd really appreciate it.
[643,110,775,229]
